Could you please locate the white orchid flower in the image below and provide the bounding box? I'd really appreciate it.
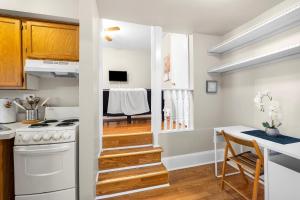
[262,90,269,96]
[269,101,280,112]
[254,91,282,129]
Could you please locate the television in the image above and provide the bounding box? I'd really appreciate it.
[109,70,127,82]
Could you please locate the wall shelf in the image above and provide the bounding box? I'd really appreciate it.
[208,3,300,54]
[208,43,300,73]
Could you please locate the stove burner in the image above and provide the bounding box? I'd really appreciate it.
[56,122,74,127]
[42,120,58,123]
[62,119,79,123]
[29,123,49,128]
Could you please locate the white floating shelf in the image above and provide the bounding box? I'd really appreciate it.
[208,3,300,54]
[208,43,300,73]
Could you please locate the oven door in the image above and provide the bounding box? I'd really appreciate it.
[14,142,76,195]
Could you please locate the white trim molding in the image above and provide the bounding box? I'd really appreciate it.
[151,26,163,147]
[162,149,224,171]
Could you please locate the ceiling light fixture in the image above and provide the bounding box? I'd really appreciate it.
[103,26,120,42]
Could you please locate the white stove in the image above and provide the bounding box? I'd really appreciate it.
[14,119,79,145]
[14,107,79,200]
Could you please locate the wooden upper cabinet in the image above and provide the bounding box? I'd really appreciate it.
[0,17,23,87]
[25,21,79,61]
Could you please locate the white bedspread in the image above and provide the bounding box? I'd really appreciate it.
[107,88,150,115]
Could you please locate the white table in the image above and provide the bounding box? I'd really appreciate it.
[214,126,300,200]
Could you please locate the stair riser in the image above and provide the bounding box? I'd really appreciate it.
[96,173,169,196]
[103,134,152,148]
[99,152,161,170]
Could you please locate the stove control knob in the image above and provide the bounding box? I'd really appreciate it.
[33,134,42,142]
[22,135,31,143]
[42,134,51,141]
[53,133,62,140]
[63,133,71,140]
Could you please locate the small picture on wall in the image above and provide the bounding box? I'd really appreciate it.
[206,80,218,93]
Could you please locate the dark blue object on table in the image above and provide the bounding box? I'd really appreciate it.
[242,130,300,145]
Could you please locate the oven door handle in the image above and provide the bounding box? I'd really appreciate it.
[15,145,71,155]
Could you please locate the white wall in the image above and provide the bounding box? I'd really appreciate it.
[159,34,223,157]
[220,0,300,137]
[159,0,300,159]
[103,47,151,89]
[79,0,100,199]
[0,78,79,107]
[162,33,189,89]
[170,34,189,89]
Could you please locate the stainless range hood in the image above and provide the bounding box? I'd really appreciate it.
[25,59,79,78]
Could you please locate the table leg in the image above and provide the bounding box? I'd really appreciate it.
[214,132,218,177]
[127,115,132,124]
[264,148,270,200]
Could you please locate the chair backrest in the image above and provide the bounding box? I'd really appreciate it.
[220,130,264,164]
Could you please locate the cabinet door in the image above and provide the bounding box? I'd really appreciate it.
[25,21,79,61]
[0,139,14,200]
[0,17,23,87]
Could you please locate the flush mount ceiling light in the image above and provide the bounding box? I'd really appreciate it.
[103,26,120,42]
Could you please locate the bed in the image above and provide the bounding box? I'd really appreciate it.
[103,89,164,123]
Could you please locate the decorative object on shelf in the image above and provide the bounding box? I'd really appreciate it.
[254,90,282,136]
[206,80,218,93]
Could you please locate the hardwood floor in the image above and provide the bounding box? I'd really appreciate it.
[105,164,264,200]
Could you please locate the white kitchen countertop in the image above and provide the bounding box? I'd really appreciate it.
[0,122,28,140]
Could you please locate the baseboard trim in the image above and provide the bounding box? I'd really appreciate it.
[95,184,170,199]
[162,149,224,171]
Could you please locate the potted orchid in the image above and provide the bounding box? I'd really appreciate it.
[254,91,282,136]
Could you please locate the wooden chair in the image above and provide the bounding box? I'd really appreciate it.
[220,130,264,200]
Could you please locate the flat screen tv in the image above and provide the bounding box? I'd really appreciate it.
[109,70,127,82]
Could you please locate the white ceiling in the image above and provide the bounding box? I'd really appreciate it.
[102,19,151,50]
[97,0,283,35]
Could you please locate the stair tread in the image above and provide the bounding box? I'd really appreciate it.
[98,164,167,182]
[100,146,162,157]
[103,131,152,137]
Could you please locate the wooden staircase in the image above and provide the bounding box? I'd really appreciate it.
[97,131,169,198]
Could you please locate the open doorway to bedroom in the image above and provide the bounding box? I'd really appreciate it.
[97,20,169,199]
[101,19,152,136]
